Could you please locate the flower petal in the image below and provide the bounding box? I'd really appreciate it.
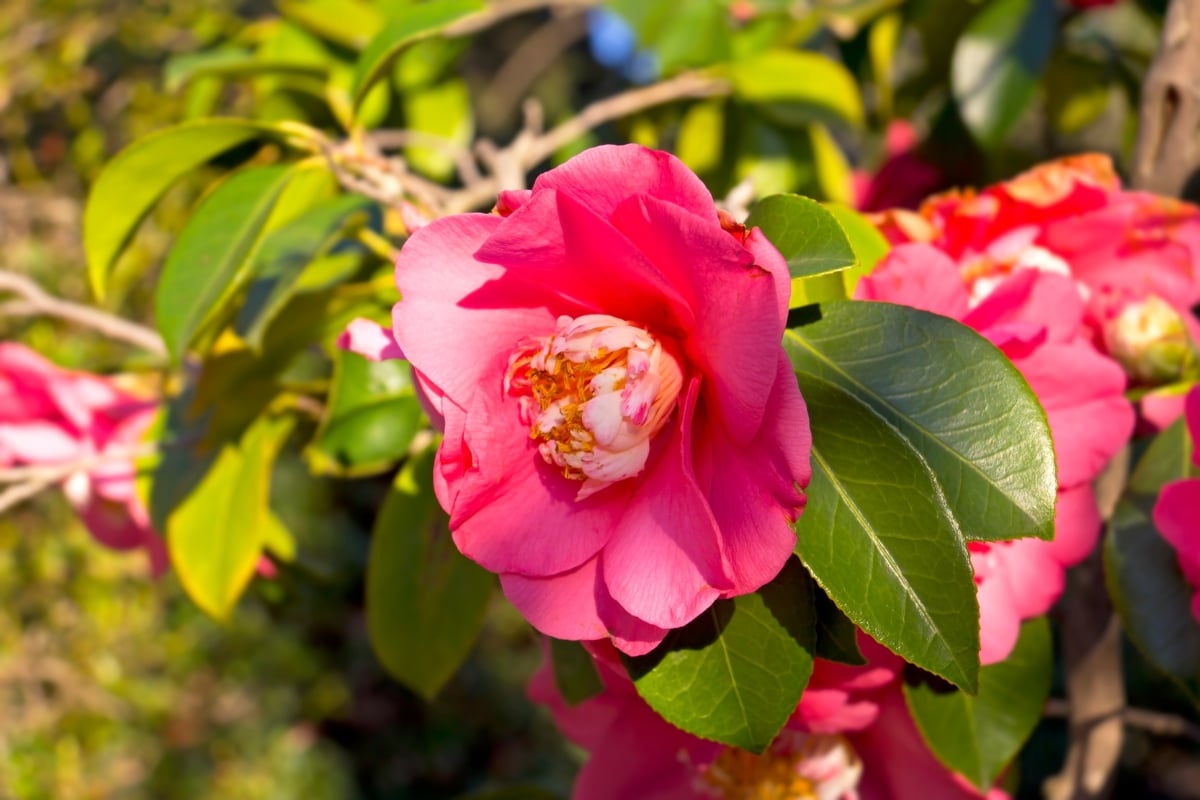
[855,243,972,319]
[337,317,404,361]
[501,557,609,642]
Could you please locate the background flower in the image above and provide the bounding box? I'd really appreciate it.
[1153,386,1200,620]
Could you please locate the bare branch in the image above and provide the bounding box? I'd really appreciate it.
[480,10,589,130]
[0,441,158,516]
[1132,0,1200,194]
[0,271,167,358]
[1044,699,1200,744]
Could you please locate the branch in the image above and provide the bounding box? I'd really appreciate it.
[0,441,159,516]
[1044,699,1200,744]
[443,0,597,37]
[0,271,167,358]
[1132,0,1200,194]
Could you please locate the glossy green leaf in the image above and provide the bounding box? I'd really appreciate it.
[167,414,295,620]
[84,118,288,299]
[367,447,494,699]
[155,164,297,359]
[905,617,1053,790]
[793,372,980,691]
[351,0,483,110]
[745,194,857,283]
[306,349,424,477]
[401,78,474,180]
[824,204,890,294]
[730,50,864,128]
[1105,416,1200,705]
[951,0,1056,148]
[785,301,1057,543]
[164,48,325,92]
[234,194,376,350]
[550,639,605,706]
[626,557,817,753]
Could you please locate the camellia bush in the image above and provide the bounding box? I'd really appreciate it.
[4,0,1200,796]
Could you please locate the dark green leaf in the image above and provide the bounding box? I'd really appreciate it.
[625,557,817,753]
[904,617,1053,790]
[306,349,424,477]
[351,0,483,110]
[166,414,295,620]
[814,583,866,666]
[367,447,494,699]
[824,203,890,293]
[794,372,980,691]
[84,118,290,299]
[155,165,297,359]
[951,0,1057,148]
[234,194,376,350]
[786,301,1057,543]
[1105,416,1200,705]
[550,639,605,706]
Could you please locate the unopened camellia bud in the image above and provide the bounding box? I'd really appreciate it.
[1104,295,1197,384]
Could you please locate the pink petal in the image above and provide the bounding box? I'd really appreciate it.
[594,582,670,656]
[0,421,85,464]
[391,212,559,409]
[1047,484,1103,566]
[473,188,694,334]
[966,270,1084,343]
[1155,480,1200,584]
[500,557,609,642]
[531,143,719,224]
[447,387,625,577]
[1187,387,1200,466]
[600,380,729,629]
[855,243,971,319]
[975,559,1023,667]
[694,354,810,593]
[1010,341,1133,488]
[336,317,404,361]
[610,194,784,443]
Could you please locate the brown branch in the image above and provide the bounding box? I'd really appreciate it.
[1132,0,1200,194]
[0,441,159,516]
[479,10,589,130]
[0,271,167,358]
[1044,699,1200,744]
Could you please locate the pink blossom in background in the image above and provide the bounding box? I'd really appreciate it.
[871,154,1200,431]
[343,145,811,655]
[856,243,1134,663]
[0,342,165,573]
[1153,387,1200,620]
[529,637,1007,800]
[852,121,947,213]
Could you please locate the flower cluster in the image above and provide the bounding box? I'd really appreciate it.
[345,145,811,655]
[0,343,164,572]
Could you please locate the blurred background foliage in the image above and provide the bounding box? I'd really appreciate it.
[3,0,1199,797]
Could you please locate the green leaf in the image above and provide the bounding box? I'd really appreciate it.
[729,50,864,128]
[1105,416,1200,705]
[351,0,483,110]
[809,124,852,205]
[951,0,1057,149]
[625,557,817,753]
[550,639,605,706]
[366,447,494,699]
[155,164,297,360]
[164,48,326,92]
[84,118,289,299]
[167,414,295,620]
[904,617,1053,790]
[401,78,475,180]
[675,99,726,175]
[306,349,425,477]
[785,301,1057,543]
[234,194,376,350]
[814,583,866,666]
[745,193,857,284]
[277,0,383,49]
[793,372,980,691]
[824,204,890,294]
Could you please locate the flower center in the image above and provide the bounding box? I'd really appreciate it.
[698,733,862,800]
[958,228,1075,307]
[505,314,683,500]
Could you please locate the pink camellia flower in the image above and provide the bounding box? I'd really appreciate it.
[529,637,1007,800]
[856,243,1134,663]
[873,154,1200,430]
[342,145,811,655]
[1153,386,1200,620]
[0,342,165,573]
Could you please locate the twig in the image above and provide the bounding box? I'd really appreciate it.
[480,10,589,130]
[1045,698,1200,744]
[364,129,482,185]
[0,441,159,516]
[0,271,166,358]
